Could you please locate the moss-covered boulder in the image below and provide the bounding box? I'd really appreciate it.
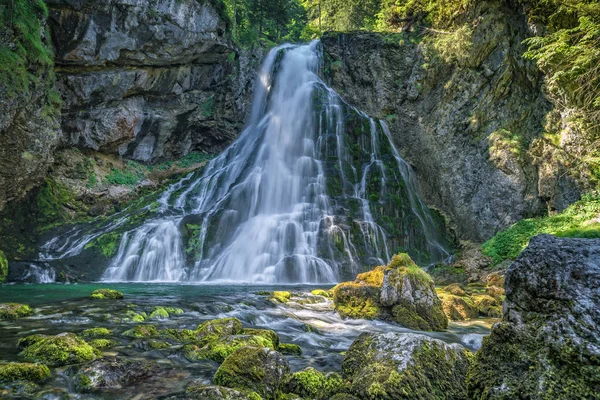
[89,289,124,300]
[0,303,33,320]
[196,318,243,337]
[437,291,478,321]
[334,254,447,331]
[284,367,347,399]
[214,347,290,400]
[149,306,184,320]
[122,325,159,338]
[184,334,275,363]
[442,283,466,296]
[310,289,333,298]
[271,291,292,303]
[185,383,262,400]
[241,329,280,349]
[342,332,472,399]
[88,339,117,349]
[472,294,502,318]
[81,328,112,337]
[467,235,600,399]
[0,363,50,383]
[74,357,160,391]
[0,250,8,283]
[19,333,101,366]
[160,328,197,343]
[278,343,302,356]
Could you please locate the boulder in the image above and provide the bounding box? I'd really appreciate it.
[0,363,50,383]
[214,347,290,400]
[89,288,124,299]
[19,333,100,366]
[0,303,34,320]
[74,357,160,391]
[468,235,600,399]
[284,367,347,400]
[333,254,447,331]
[342,332,472,399]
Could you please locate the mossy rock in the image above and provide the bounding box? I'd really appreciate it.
[214,347,290,400]
[486,285,505,299]
[0,363,50,383]
[160,328,197,343]
[89,289,124,300]
[184,334,275,363]
[185,383,263,400]
[310,289,333,298]
[485,273,505,288]
[333,282,381,319]
[241,329,280,349]
[343,332,472,400]
[473,295,502,318]
[271,291,292,303]
[74,357,160,391]
[81,328,112,337]
[129,338,171,351]
[19,333,101,366]
[0,250,8,283]
[122,325,159,338]
[87,339,116,349]
[284,367,347,399]
[197,318,243,338]
[149,306,184,320]
[278,343,302,356]
[437,292,478,321]
[0,303,33,320]
[442,283,466,297]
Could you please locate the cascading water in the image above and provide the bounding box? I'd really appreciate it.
[40,41,451,283]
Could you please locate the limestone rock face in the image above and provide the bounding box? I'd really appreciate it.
[343,332,472,400]
[321,2,582,242]
[46,0,262,161]
[468,234,600,398]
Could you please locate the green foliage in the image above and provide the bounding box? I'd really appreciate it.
[175,152,214,168]
[376,0,471,31]
[0,0,54,98]
[84,232,123,258]
[0,363,50,383]
[106,167,144,186]
[482,195,600,264]
[524,15,600,136]
[0,250,7,283]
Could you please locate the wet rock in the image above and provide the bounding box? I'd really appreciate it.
[241,329,280,349]
[89,289,124,300]
[19,333,100,366]
[278,343,302,356]
[122,325,159,338]
[74,356,160,391]
[184,383,262,400]
[310,289,333,299]
[343,332,472,400]
[184,334,275,363]
[271,291,292,303]
[196,318,243,338]
[88,339,117,350]
[81,328,112,337]
[472,294,502,318]
[284,367,347,400]
[214,347,290,400]
[333,254,447,331]
[0,303,34,320]
[468,235,600,399]
[0,363,50,383]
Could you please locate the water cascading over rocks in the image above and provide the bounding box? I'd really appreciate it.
[40,41,451,283]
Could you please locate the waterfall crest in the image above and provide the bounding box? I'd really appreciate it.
[41,41,451,283]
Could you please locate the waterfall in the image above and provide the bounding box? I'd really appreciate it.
[40,41,451,283]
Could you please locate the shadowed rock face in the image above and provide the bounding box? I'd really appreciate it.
[47,0,262,161]
[320,2,583,242]
[468,234,600,399]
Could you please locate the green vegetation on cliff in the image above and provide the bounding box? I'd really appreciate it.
[483,194,600,263]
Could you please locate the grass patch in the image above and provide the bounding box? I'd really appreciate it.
[482,194,600,264]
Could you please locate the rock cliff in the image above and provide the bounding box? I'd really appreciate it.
[321,1,584,242]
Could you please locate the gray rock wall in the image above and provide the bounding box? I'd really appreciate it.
[47,0,262,161]
[321,1,581,242]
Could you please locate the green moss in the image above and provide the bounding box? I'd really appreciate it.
[0,250,8,283]
[241,329,280,349]
[160,328,196,343]
[122,325,159,338]
[333,282,381,319]
[482,195,600,264]
[271,291,292,303]
[278,343,302,356]
[214,346,290,399]
[89,289,124,300]
[84,232,123,258]
[149,307,170,319]
[437,291,479,321]
[196,318,243,337]
[87,339,116,349]
[81,328,112,337]
[185,334,275,363]
[0,303,33,319]
[19,333,100,366]
[310,289,333,298]
[284,367,346,399]
[472,295,502,318]
[0,363,50,383]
